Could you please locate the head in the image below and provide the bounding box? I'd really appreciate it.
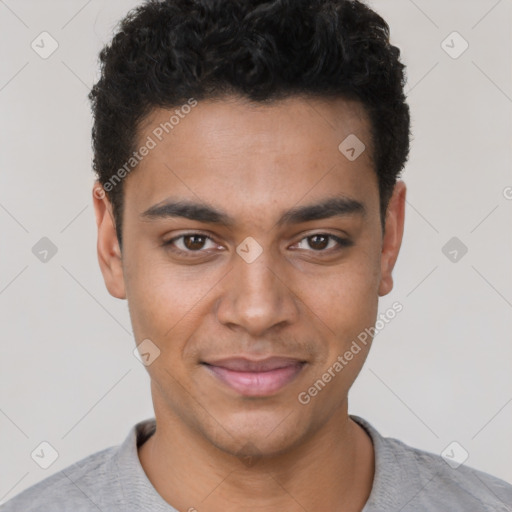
[90,0,409,458]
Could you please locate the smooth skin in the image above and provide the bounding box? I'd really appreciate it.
[93,95,406,512]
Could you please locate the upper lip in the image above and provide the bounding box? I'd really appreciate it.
[202,356,306,372]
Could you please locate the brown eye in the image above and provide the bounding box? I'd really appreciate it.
[182,234,207,250]
[307,234,329,250]
[293,233,352,253]
[163,233,219,256]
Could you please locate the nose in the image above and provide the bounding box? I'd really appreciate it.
[215,249,300,337]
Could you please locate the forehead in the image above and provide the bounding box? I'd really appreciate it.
[124,95,378,222]
[138,94,372,157]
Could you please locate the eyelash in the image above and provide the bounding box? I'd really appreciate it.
[163,233,220,257]
[293,234,352,252]
[162,232,352,257]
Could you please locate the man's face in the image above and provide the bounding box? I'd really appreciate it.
[94,95,405,457]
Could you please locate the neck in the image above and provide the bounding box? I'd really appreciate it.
[138,403,375,511]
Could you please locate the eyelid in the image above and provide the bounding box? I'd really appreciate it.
[164,229,216,242]
[289,232,352,251]
[163,231,352,256]
[163,232,222,253]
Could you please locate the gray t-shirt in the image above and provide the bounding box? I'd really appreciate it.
[2,415,511,511]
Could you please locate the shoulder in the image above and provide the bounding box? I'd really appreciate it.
[351,415,512,512]
[387,435,512,511]
[0,445,121,512]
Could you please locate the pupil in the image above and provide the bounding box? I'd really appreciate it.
[309,235,328,250]
[185,235,205,250]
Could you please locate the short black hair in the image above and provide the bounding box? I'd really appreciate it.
[88,0,410,248]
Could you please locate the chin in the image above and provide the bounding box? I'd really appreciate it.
[205,408,307,459]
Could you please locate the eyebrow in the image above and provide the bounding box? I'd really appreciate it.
[140,196,366,226]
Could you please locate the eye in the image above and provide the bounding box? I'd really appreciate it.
[292,233,352,252]
[163,233,219,255]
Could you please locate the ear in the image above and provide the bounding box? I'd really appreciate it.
[378,180,406,297]
[92,182,126,299]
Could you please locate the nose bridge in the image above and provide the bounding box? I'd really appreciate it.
[216,244,298,335]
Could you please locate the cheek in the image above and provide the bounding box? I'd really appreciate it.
[296,253,380,332]
[124,247,220,343]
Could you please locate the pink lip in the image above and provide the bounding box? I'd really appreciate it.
[203,357,305,396]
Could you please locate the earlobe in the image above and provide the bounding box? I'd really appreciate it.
[92,182,126,299]
[378,180,406,297]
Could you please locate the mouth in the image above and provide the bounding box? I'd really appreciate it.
[201,357,307,397]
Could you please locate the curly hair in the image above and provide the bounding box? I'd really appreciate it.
[88,0,410,248]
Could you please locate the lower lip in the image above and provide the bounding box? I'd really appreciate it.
[203,363,305,397]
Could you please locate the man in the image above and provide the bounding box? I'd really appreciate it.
[3,0,511,511]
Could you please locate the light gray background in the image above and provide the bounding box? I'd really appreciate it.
[1,0,511,504]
